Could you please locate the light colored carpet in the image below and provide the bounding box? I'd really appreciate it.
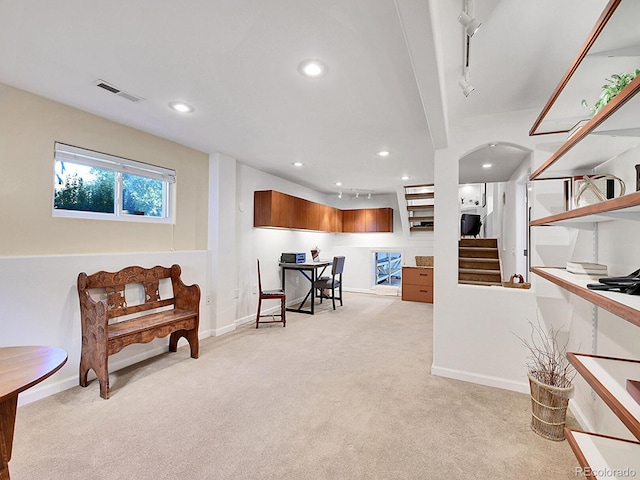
[11,293,579,479]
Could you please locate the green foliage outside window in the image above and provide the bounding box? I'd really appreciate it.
[54,167,115,213]
[123,174,163,217]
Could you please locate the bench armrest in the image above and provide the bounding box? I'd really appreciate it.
[77,272,109,342]
[170,264,201,312]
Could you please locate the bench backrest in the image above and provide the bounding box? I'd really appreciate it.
[78,265,183,319]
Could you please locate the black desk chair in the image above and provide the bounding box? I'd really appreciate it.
[256,259,286,328]
[461,213,482,237]
[313,256,345,310]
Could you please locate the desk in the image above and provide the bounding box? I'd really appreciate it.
[0,346,67,480]
[280,261,330,314]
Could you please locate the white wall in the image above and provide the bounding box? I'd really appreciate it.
[433,109,549,393]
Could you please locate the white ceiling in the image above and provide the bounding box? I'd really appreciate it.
[0,0,611,194]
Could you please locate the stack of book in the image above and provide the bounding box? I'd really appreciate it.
[566,261,608,275]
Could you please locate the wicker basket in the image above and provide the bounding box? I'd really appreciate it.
[528,373,574,441]
[415,256,433,267]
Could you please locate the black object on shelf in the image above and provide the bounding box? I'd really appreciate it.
[587,268,640,295]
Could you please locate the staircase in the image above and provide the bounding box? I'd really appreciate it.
[405,184,434,232]
[458,238,503,286]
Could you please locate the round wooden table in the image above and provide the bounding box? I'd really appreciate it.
[0,346,67,480]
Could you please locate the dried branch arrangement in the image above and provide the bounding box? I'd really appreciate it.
[517,319,575,389]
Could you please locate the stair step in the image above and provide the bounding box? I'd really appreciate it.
[459,280,503,286]
[407,205,434,212]
[404,183,434,190]
[410,226,434,232]
[459,259,500,270]
[409,216,434,222]
[459,268,501,275]
[405,192,434,200]
[459,238,498,248]
[459,272,502,282]
[458,257,499,263]
[459,247,499,259]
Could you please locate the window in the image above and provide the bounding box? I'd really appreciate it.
[373,251,402,286]
[53,143,175,222]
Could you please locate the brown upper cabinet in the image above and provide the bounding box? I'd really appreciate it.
[254,190,392,233]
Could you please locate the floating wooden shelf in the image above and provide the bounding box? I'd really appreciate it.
[405,192,434,201]
[565,430,640,478]
[530,267,640,328]
[530,191,640,226]
[567,353,640,441]
[530,74,640,180]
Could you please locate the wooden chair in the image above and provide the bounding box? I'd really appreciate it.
[256,259,286,328]
[313,256,345,310]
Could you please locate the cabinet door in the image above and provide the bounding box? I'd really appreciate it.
[289,197,308,229]
[273,191,294,228]
[376,208,393,232]
[308,201,321,230]
[342,210,355,232]
[253,190,273,227]
[333,208,343,232]
[354,209,366,232]
[318,205,333,232]
[365,209,377,232]
[403,267,433,286]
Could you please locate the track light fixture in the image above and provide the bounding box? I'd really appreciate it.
[458,75,475,97]
[458,11,481,37]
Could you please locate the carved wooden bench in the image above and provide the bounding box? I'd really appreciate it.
[77,264,200,399]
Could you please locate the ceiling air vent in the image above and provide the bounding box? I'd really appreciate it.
[94,79,144,103]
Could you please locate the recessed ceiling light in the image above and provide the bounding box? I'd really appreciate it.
[401,175,410,181]
[489,143,497,147]
[335,182,342,186]
[169,101,194,113]
[377,150,390,157]
[292,162,303,167]
[483,164,492,168]
[298,59,327,78]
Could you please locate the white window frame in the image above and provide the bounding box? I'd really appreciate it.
[52,143,175,223]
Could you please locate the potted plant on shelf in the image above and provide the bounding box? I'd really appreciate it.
[517,319,576,441]
[582,68,640,115]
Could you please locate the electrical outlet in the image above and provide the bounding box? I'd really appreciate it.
[234,288,240,299]
[206,295,211,305]
[295,276,300,285]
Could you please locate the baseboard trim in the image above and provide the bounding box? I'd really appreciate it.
[214,324,236,336]
[431,365,529,394]
[567,400,594,432]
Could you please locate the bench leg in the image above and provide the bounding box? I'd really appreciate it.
[169,330,199,359]
[79,346,110,399]
[79,356,90,388]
